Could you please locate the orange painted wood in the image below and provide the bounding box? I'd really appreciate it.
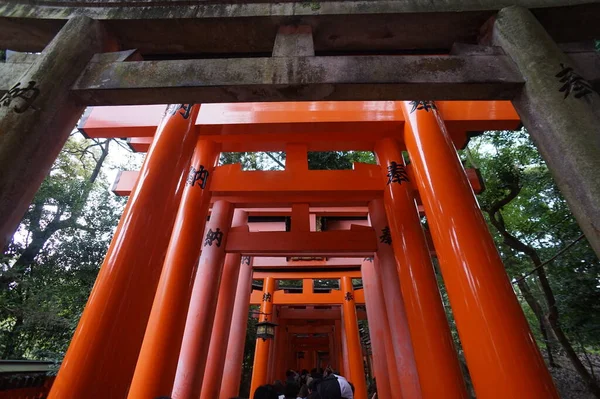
[375,137,468,399]
[249,277,277,396]
[128,139,219,399]
[201,211,249,399]
[220,256,254,399]
[253,270,361,279]
[110,165,484,199]
[49,104,201,399]
[225,230,377,256]
[80,101,519,153]
[173,200,235,399]
[249,288,365,305]
[341,276,368,399]
[402,101,559,398]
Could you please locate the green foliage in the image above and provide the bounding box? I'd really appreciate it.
[468,129,600,349]
[0,134,129,361]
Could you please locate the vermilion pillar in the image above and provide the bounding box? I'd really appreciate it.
[361,259,393,399]
[334,319,344,375]
[173,200,235,399]
[128,138,219,399]
[401,101,559,398]
[49,104,201,399]
[219,256,254,399]
[340,276,367,399]
[339,309,350,377]
[249,277,277,396]
[368,199,422,399]
[374,137,467,399]
[200,210,249,399]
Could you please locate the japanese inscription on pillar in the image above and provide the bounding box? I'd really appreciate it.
[379,226,392,245]
[386,162,409,185]
[556,63,595,100]
[168,103,193,119]
[186,165,209,189]
[344,292,354,302]
[241,256,251,265]
[409,100,436,113]
[204,228,224,247]
[262,292,272,302]
[0,81,40,113]
[363,257,374,262]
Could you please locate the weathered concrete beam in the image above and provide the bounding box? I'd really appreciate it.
[493,6,600,258]
[0,1,598,55]
[71,54,526,103]
[0,16,108,250]
[1,50,597,104]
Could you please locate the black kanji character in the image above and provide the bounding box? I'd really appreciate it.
[262,292,272,302]
[168,103,193,119]
[0,81,40,113]
[409,100,436,113]
[204,228,224,247]
[386,161,409,185]
[344,292,354,301]
[186,165,209,189]
[380,226,392,245]
[241,256,251,265]
[556,63,594,99]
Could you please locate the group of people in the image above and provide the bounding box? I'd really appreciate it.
[246,367,359,399]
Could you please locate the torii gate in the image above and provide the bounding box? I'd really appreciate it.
[42,98,562,399]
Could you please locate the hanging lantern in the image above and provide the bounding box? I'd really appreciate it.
[256,320,277,341]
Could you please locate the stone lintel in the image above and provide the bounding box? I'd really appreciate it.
[0,1,598,55]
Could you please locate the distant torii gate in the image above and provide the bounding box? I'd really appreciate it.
[42,99,562,399]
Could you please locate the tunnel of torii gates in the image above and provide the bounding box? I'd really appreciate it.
[34,98,556,399]
[1,4,600,399]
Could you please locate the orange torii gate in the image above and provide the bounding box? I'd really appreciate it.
[47,100,561,399]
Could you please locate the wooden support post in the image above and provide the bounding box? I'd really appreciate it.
[0,15,107,249]
[401,101,559,398]
[341,276,367,399]
[173,200,235,399]
[219,256,254,399]
[368,198,422,399]
[128,137,219,399]
[374,137,467,399]
[361,259,394,399]
[200,211,249,399]
[250,277,277,396]
[493,6,600,259]
[334,319,344,375]
[49,104,200,399]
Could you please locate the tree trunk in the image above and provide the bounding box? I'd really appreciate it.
[516,278,557,367]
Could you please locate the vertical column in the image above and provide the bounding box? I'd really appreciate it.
[50,104,201,399]
[128,138,219,399]
[0,16,107,249]
[361,259,393,399]
[249,277,277,395]
[219,256,254,399]
[493,6,600,258]
[368,199,422,399]
[200,211,249,399]
[334,319,344,375]
[266,306,279,384]
[374,137,467,399]
[340,308,350,377]
[273,318,288,382]
[173,200,235,399]
[401,101,559,398]
[340,276,367,399]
